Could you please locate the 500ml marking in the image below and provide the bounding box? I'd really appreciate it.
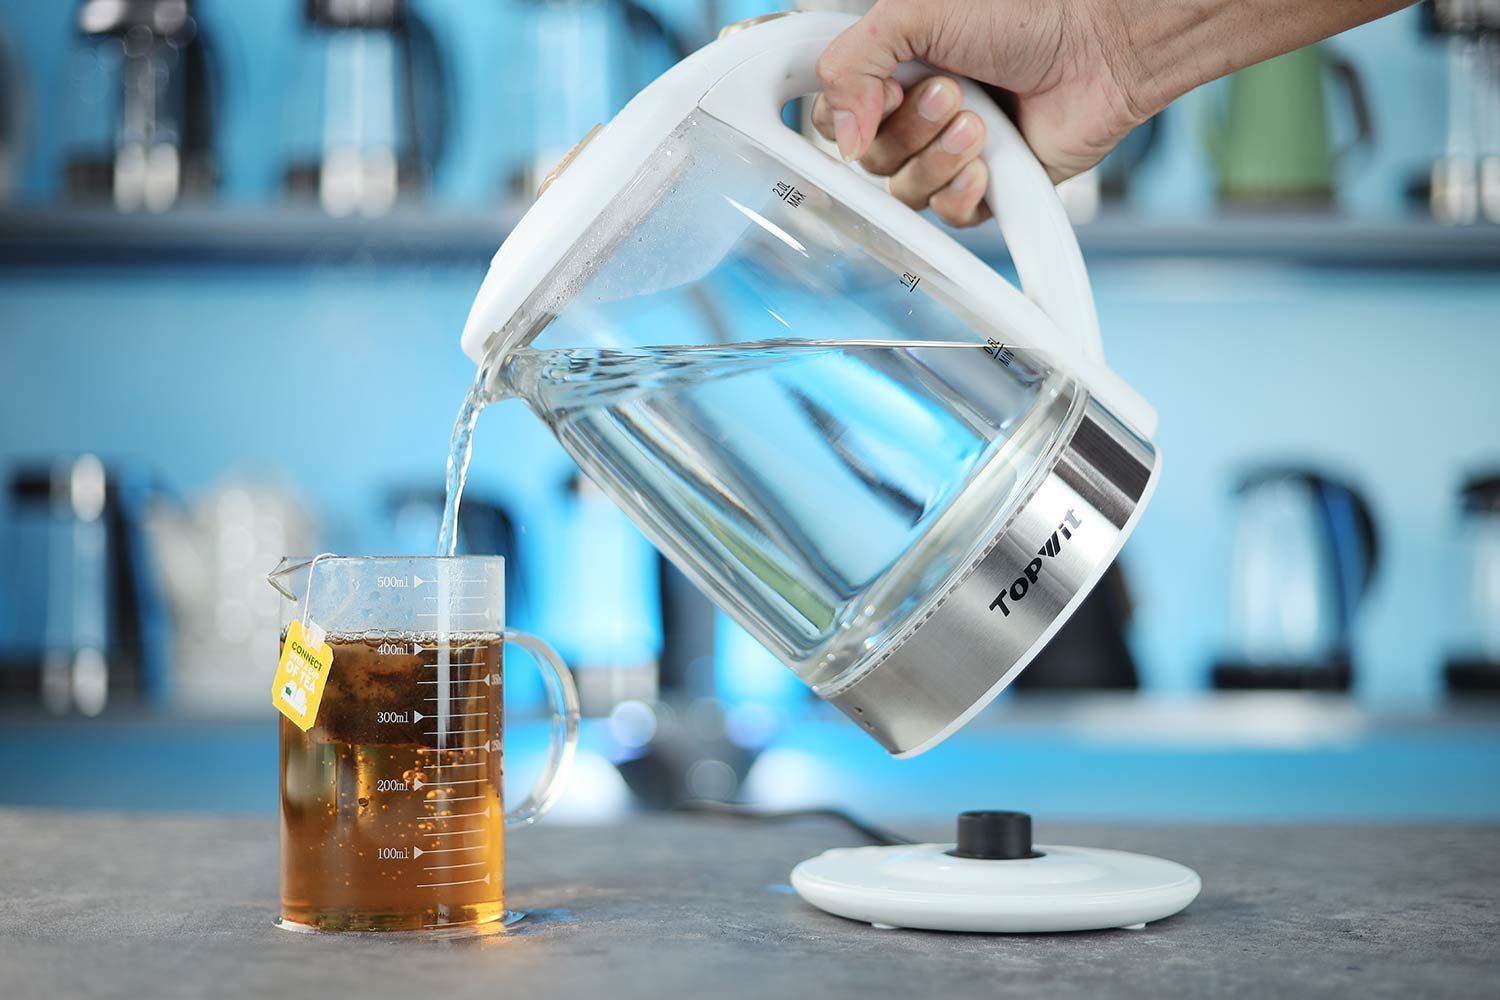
[377,573,440,589]
[989,510,1082,617]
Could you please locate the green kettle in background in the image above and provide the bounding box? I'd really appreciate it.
[1205,44,1373,208]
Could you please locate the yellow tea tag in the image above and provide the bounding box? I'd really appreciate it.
[272,619,334,731]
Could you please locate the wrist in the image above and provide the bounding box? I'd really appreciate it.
[1103,0,1240,120]
[1102,0,1413,120]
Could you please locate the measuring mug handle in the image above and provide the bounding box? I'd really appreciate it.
[500,629,580,828]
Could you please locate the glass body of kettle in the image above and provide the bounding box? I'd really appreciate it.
[476,111,1090,698]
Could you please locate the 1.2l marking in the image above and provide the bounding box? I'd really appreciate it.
[984,339,1015,366]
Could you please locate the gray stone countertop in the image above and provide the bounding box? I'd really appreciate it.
[0,810,1496,999]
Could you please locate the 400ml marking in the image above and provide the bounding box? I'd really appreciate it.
[989,510,1082,618]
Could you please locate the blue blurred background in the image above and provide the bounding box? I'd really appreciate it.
[1,0,1498,824]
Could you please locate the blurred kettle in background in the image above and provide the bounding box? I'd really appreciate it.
[283,0,451,217]
[1424,0,1500,224]
[552,473,661,717]
[62,0,217,212]
[512,0,687,197]
[1205,44,1373,209]
[1445,471,1500,693]
[1214,469,1379,691]
[1013,564,1139,691]
[0,27,29,205]
[1,456,170,715]
[146,479,314,714]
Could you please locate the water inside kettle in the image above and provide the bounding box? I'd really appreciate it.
[441,338,1082,692]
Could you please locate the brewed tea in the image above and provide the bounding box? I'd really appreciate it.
[279,630,506,932]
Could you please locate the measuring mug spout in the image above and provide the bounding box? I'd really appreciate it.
[267,556,312,603]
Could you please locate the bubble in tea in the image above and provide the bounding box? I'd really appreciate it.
[278,630,506,932]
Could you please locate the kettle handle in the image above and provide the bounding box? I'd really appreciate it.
[1326,53,1374,162]
[890,64,1103,363]
[699,12,1103,364]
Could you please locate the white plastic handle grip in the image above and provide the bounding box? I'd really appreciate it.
[889,65,1103,362]
[702,11,1103,363]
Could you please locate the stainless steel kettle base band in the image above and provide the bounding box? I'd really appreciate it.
[822,398,1158,756]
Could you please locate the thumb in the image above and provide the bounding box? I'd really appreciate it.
[815,1,922,161]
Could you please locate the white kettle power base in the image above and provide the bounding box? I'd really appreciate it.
[790,813,1201,934]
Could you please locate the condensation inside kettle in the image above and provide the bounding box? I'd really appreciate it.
[448,113,1086,693]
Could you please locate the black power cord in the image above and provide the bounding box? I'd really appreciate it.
[675,799,915,847]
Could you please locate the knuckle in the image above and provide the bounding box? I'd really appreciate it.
[887,176,926,210]
[930,179,980,227]
[859,144,902,176]
[913,151,959,189]
[814,51,840,88]
[930,188,964,221]
[935,205,964,226]
[882,78,903,113]
[810,99,833,138]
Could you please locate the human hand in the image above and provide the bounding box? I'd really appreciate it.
[809,0,1411,227]
[810,0,1147,227]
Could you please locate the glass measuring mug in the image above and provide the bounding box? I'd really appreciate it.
[267,555,579,933]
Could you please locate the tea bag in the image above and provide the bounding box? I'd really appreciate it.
[272,552,337,730]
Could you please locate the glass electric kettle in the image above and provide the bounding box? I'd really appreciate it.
[458,11,1161,756]
[1213,468,1378,691]
[1445,472,1500,693]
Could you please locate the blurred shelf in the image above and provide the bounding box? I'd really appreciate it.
[0,205,522,267]
[2,206,1500,269]
[1117,216,1500,268]
[966,214,1500,270]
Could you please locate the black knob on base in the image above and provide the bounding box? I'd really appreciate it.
[946,810,1044,860]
